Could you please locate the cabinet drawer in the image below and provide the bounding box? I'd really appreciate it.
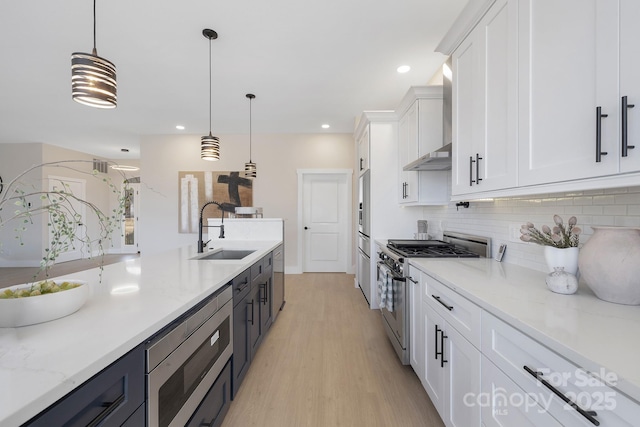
[482,311,640,426]
[423,274,481,348]
[482,355,562,427]
[232,268,251,305]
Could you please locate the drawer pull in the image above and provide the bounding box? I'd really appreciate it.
[432,294,453,311]
[523,366,600,426]
[407,276,418,284]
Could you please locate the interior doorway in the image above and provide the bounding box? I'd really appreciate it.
[121,182,140,253]
[47,175,87,263]
[298,169,352,273]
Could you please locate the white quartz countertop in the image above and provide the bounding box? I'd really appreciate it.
[0,240,281,427]
[408,257,640,403]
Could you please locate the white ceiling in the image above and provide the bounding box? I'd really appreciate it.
[0,0,466,160]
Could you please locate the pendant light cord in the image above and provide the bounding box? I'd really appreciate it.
[92,0,97,53]
[249,96,252,161]
[208,36,212,133]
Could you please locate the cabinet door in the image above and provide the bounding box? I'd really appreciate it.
[398,104,419,204]
[620,0,640,173]
[423,300,446,418]
[518,0,619,185]
[452,0,517,195]
[358,125,370,174]
[408,267,424,380]
[444,322,481,427]
[232,296,251,398]
[482,355,563,427]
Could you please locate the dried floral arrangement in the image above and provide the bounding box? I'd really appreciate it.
[520,215,581,248]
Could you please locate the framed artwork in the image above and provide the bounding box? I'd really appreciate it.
[178,171,253,233]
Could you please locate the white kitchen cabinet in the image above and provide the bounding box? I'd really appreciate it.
[452,0,518,197]
[518,0,620,186]
[422,274,481,427]
[397,87,449,205]
[482,310,640,426]
[408,266,424,381]
[357,124,370,175]
[481,355,563,427]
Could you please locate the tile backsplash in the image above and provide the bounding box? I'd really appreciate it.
[419,186,640,272]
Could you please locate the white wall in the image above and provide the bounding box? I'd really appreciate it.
[138,133,354,272]
[419,182,640,272]
[0,144,134,267]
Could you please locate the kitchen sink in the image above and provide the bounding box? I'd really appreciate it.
[194,249,256,260]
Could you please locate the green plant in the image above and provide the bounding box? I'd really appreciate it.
[0,160,129,278]
[520,214,581,248]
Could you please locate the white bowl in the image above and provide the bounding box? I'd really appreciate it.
[0,280,89,327]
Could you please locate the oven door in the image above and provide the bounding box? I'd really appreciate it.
[377,262,409,364]
[147,299,233,427]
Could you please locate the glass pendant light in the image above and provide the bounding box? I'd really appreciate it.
[71,0,117,109]
[201,29,220,161]
[244,93,257,178]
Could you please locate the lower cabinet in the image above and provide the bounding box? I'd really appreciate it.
[25,344,145,427]
[186,359,232,427]
[423,300,481,427]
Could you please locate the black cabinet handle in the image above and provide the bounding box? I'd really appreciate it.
[87,394,125,427]
[434,325,441,361]
[469,156,475,186]
[476,153,483,184]
[247,299,254,325]
[432,294,453,311]
[524,366,599,425]
[596,106,609,162]
[260,283,268,305]
[622,96,636,157]
[407,276,418,284]
[440,331,448,368]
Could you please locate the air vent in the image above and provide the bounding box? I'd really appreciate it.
[93,159,108,174]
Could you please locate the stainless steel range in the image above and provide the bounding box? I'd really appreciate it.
[377,231,490,364]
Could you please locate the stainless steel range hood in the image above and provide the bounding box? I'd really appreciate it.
[403,57,453,172]
[403,142,452,171]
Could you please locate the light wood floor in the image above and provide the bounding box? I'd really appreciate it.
[222,273,444,427]
[0,254,140,288]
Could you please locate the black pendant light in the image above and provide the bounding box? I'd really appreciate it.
[201,29,220,161]
[244,93,257,178]
[71,0,117,109]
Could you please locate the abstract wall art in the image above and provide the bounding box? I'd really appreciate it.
[178,171,253,233]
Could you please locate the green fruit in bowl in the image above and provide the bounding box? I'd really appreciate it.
[0,280,82,299]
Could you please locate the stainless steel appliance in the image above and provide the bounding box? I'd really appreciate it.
[357,170,371,303]
[146,286,233,427]
[377,231,490,364]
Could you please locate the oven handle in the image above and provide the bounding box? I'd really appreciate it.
[376,262,406,281]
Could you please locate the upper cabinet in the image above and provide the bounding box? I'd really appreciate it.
[443,0,640,200]
[357,125,370,175]
[452,0,518,196]
[397,87,449,205]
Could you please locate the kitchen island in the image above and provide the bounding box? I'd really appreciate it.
[0,239,281,426]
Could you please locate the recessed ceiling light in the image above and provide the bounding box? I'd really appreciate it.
[176,125,185,130]
[397,65,411,73]
[110,164,140,171]
[322,124,330,129]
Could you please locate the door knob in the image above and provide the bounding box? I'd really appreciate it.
[304,226,309,230]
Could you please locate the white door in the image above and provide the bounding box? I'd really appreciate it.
[299,170,351,272]
[48,176,87,263]
[121,183,139,253]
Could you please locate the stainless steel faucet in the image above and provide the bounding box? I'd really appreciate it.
[197,201,225,253]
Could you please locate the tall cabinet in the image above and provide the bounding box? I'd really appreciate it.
[354,112,423,309]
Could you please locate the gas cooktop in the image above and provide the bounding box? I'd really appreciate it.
[387,239,480,258]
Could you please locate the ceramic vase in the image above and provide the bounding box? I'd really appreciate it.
[545,267,578,295]
[544,246,579,276]
[578,226,640,305]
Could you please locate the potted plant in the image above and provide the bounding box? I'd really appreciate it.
[520,214,582,275]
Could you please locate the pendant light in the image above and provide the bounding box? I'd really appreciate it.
[201,29,220,161]
[71,0,117,109]
[244,93,257,178]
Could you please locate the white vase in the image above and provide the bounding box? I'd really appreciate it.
[544,246,579,276]
[578,226,640,305]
